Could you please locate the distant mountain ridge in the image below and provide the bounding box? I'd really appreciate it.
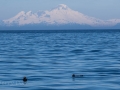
[1,4,120,29]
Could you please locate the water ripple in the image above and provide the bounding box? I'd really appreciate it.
[0,31,120,90]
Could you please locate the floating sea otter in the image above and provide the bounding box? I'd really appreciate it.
[23,76,27,82]
[72,74,84,78]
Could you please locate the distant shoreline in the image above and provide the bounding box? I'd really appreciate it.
[0,29,120,33]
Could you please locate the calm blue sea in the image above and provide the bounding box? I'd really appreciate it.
[0,30,120,90]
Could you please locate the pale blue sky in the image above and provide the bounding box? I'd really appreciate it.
[0,0,120,20]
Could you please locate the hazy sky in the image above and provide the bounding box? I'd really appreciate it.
[0,0,120,20]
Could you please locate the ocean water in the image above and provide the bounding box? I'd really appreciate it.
[0,30,120,90]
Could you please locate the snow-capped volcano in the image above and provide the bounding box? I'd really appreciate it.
[3,4,120,26]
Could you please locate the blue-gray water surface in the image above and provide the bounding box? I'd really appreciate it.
[0,30,120,90]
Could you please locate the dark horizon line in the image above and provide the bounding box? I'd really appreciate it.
[0,29,120,33]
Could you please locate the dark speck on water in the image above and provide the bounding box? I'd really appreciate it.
[23,77,27,82]
[72,74,75,77]
[0,30,120,90]
[72,74,84,78]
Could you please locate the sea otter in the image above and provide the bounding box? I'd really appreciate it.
[23,76,27,82]
[72,74,83,78]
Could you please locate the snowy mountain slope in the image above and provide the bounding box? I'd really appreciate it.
[3,4,120,26]
[3,11,39,25]
[108,19,120,25]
